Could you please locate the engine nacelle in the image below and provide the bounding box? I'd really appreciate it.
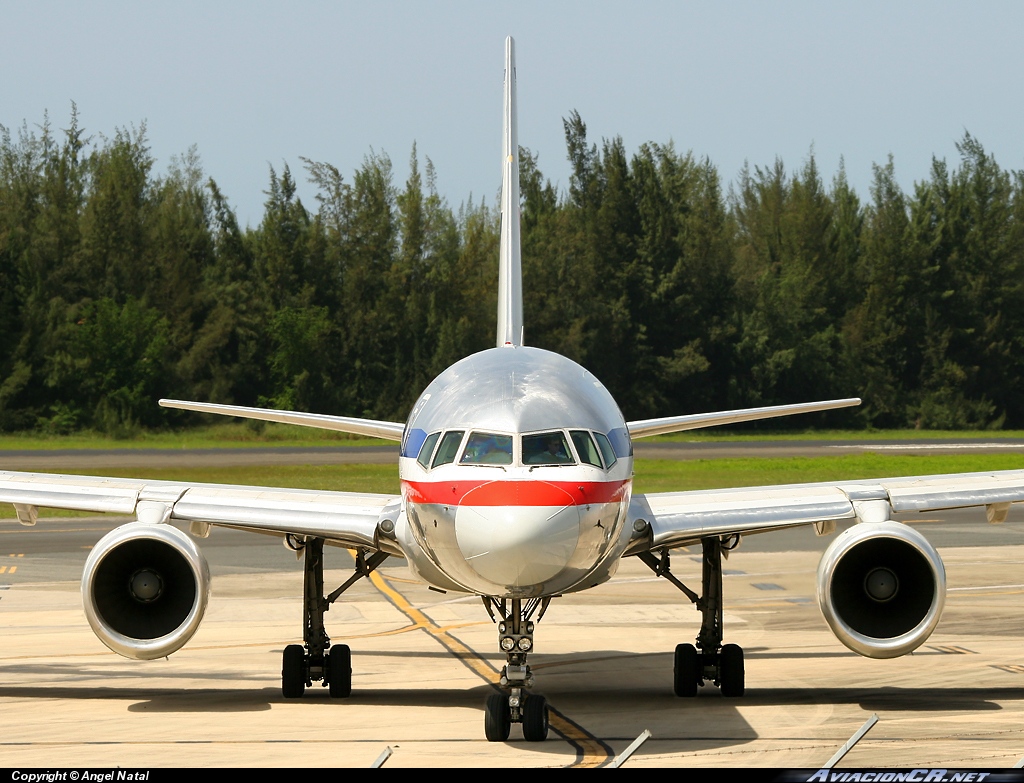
[817,520,945,659]
[82,522,211,660]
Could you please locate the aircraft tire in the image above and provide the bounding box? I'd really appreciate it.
[522,694,549,742]
[282,644,306,698]
[328,644,352,698]
[720,643,745,697]
[484,693,511,742]
[674,643,699,697]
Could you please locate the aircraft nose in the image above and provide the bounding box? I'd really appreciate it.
[455,481,580,589]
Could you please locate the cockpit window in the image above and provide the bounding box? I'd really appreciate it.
[460,432,513,465]
[416,431,441,469]
[431,430,465,468]
[594,432,617,468]
[570,430,603,468]
[522,431,575,466]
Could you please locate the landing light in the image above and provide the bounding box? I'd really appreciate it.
[500,637,516,652]
[517,637,532,652]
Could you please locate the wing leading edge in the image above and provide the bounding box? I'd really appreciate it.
[629,468,1024,552]
[0,470,399,550]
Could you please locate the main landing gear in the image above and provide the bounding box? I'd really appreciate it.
[481,596,552,742]
[639,535,745,698]
[281,537,387,699]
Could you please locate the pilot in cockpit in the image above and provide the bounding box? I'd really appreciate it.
[461,432,514,465]
[523,432,573,465]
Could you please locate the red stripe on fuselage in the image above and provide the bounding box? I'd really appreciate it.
[402,478,630,507]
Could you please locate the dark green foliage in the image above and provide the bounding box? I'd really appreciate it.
[174,179,262,408]
[1,107,1023,431]
[44,297,170,435]
[731,155,852,414]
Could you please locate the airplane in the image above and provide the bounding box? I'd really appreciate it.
[3,36,1024,744]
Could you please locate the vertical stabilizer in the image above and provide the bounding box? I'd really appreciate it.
[496,36,524,347]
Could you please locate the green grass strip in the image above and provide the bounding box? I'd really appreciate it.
[633,453,1024,492]
[2,424,1024,451]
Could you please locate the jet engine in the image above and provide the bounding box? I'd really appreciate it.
[817,520,945,659]
[82,522,211,660]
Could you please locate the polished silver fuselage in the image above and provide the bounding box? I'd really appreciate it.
[393,346,634,598]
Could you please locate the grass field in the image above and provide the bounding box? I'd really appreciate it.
[2,422,1024,451]
[0,423,385,450]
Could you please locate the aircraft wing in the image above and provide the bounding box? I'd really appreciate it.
[628,468,1024,551]
[0,470,400,550]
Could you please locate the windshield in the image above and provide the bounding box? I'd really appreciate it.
[522,431,575,466]
[460,432,513,465]
[431,430,465,468]
[416,431,441,469]
[594,431,617,468]
[570,430,603,468]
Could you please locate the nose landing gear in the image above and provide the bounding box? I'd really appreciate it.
[482,596,552,741]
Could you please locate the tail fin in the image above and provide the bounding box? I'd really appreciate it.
[496,36,524,348]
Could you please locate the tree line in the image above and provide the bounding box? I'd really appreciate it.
[1,108,1022,435]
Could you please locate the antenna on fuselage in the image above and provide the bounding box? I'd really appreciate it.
[496,36,524,348]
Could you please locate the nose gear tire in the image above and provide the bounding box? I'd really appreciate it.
[484,693,511,742]
[523,694,549,741]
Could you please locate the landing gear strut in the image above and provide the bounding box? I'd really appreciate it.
[281,538,387,699]
[640,536,745,697]
[482,596,551,741]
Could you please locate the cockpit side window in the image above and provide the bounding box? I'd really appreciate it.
[432,430,465,468]
[522,431,575,466]
[570,430,602,468]
[461,432,513,465]
[416,431,441,469]
[594,432,618,468]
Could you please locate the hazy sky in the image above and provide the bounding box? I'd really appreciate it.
[3,1,1022,227]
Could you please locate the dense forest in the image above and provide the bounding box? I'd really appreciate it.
[1,108,1023,435]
